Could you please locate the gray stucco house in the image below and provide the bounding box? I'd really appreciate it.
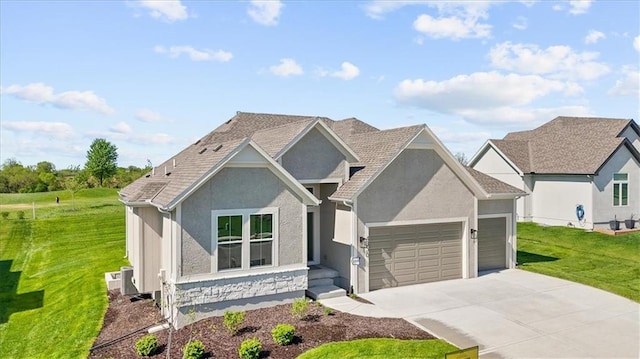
[120,112,524,327]
[469,117,639,231]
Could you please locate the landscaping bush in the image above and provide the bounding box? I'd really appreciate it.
[17,211,25,220]
[323,307,334,316]
[134,334,158,357]
[223,310,246,336]
[1,211,9,219]
[271,323,295,345]
[182,339,206,359]
[290,297,308,319]
[238,337,262,359]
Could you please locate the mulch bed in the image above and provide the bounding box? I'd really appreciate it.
[89,290,434,358]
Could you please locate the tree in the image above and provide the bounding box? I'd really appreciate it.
[454,152,469,166]
[63,175,86,210]
[85,138,118,187]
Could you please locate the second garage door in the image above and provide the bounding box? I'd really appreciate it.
[478,217,507,271]
[369,222,462,291]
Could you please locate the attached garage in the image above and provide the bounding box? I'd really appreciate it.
[368,222,463,291]
[478,217,507,271]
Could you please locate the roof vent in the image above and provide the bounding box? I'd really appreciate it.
[145,174,151,178]
[194,139,201,145]
[172,158,176,168]
[152,167,155,176]
[198,148,207,154]
[212,144,223,152]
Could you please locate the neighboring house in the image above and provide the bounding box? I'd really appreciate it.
[119,112,524,327]
[469,116,640,230]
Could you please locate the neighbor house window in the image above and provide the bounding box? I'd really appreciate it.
[613,173,628,206]
[213,208,278,272]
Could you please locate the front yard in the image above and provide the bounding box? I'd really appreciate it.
[517,222,640,302]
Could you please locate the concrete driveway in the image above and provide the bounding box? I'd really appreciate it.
[359,269,639,358]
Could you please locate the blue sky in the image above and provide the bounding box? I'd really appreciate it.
[1,0,638,169]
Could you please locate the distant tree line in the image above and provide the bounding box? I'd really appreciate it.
[0,138,151,193]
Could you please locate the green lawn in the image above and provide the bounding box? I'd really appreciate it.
[0,189,129,358]
[517,222,640,302]
[297,338,458,359]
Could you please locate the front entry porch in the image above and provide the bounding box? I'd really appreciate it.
[306,265,347,300]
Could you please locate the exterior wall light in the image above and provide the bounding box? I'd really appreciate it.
[359,236,369,249]
[470,229,478,240]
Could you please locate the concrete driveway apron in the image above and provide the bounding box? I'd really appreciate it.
[359,269,639,358]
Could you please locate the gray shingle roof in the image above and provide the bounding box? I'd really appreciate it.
[465,168,525,195]
[121,111,523,207]
[493,116,637,174]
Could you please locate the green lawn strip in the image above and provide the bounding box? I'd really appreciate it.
[0,188,120,219]
[0,189,127,359]
[517,223,640,302]
[297,338,458,359]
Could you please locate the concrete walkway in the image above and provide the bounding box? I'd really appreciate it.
[320,269,639,358]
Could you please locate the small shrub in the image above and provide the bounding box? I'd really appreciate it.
[291,297,308,319]
[238,337,262,359]
[17,211,25,220]
[1,212,9,219]
[323,307,334,316]
[223,310,246,336]
[271,323,296,345]
[135,334,158,357]
[182,339,206,359]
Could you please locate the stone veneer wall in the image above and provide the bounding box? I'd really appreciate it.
[174,268,308,308]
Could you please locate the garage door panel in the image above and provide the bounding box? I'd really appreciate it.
[369,222,463,290]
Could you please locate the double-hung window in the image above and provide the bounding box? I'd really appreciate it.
[613,173,628,206]
[213,208,277,272]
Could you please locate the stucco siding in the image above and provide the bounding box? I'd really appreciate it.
[281,128,347,181]
[180,167,304,276]
[478,199,513,216]
[319,183,351,289]
[531,175,593,228]
[592,146,640,227]
[356,149,475,292]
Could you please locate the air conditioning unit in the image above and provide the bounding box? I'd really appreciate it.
[120,266,138,295]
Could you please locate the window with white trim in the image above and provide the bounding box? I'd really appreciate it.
[613,173,628,206]
[213,208,277,272]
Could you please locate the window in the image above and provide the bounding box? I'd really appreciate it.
[613,173,628,206]
[213,208,277,272]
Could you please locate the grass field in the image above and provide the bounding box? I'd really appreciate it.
[298,338,458,359]
[517,222,640,302]
[0,189,128,359]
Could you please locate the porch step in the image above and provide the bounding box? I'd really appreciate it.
[308,267,339,281]
[306,285,346,300]
[308,277,335,288]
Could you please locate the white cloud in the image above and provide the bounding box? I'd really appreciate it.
[138,0,188,22]
[0,83,115,114]
[413,13,491,40]
[269,58,303,77]
[154,45,232,62]
[488,42,610,80]
[394,72,586,125]
[634,35,640,51]
[86,129,176,146]
[135,108,164,122]
[110,122,132,134]
[568,0,593,15]
[317,62,360,80]
[1,121,74,139]
[584,30,605,44]
[512,16,527,30]
[247,0,284,26]
[608,67,639,97]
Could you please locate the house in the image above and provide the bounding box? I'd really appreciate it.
[119,112,524,327]
[469,116,640,231]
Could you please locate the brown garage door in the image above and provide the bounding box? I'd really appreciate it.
[369,222,462,291]
[478,217,507,271]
